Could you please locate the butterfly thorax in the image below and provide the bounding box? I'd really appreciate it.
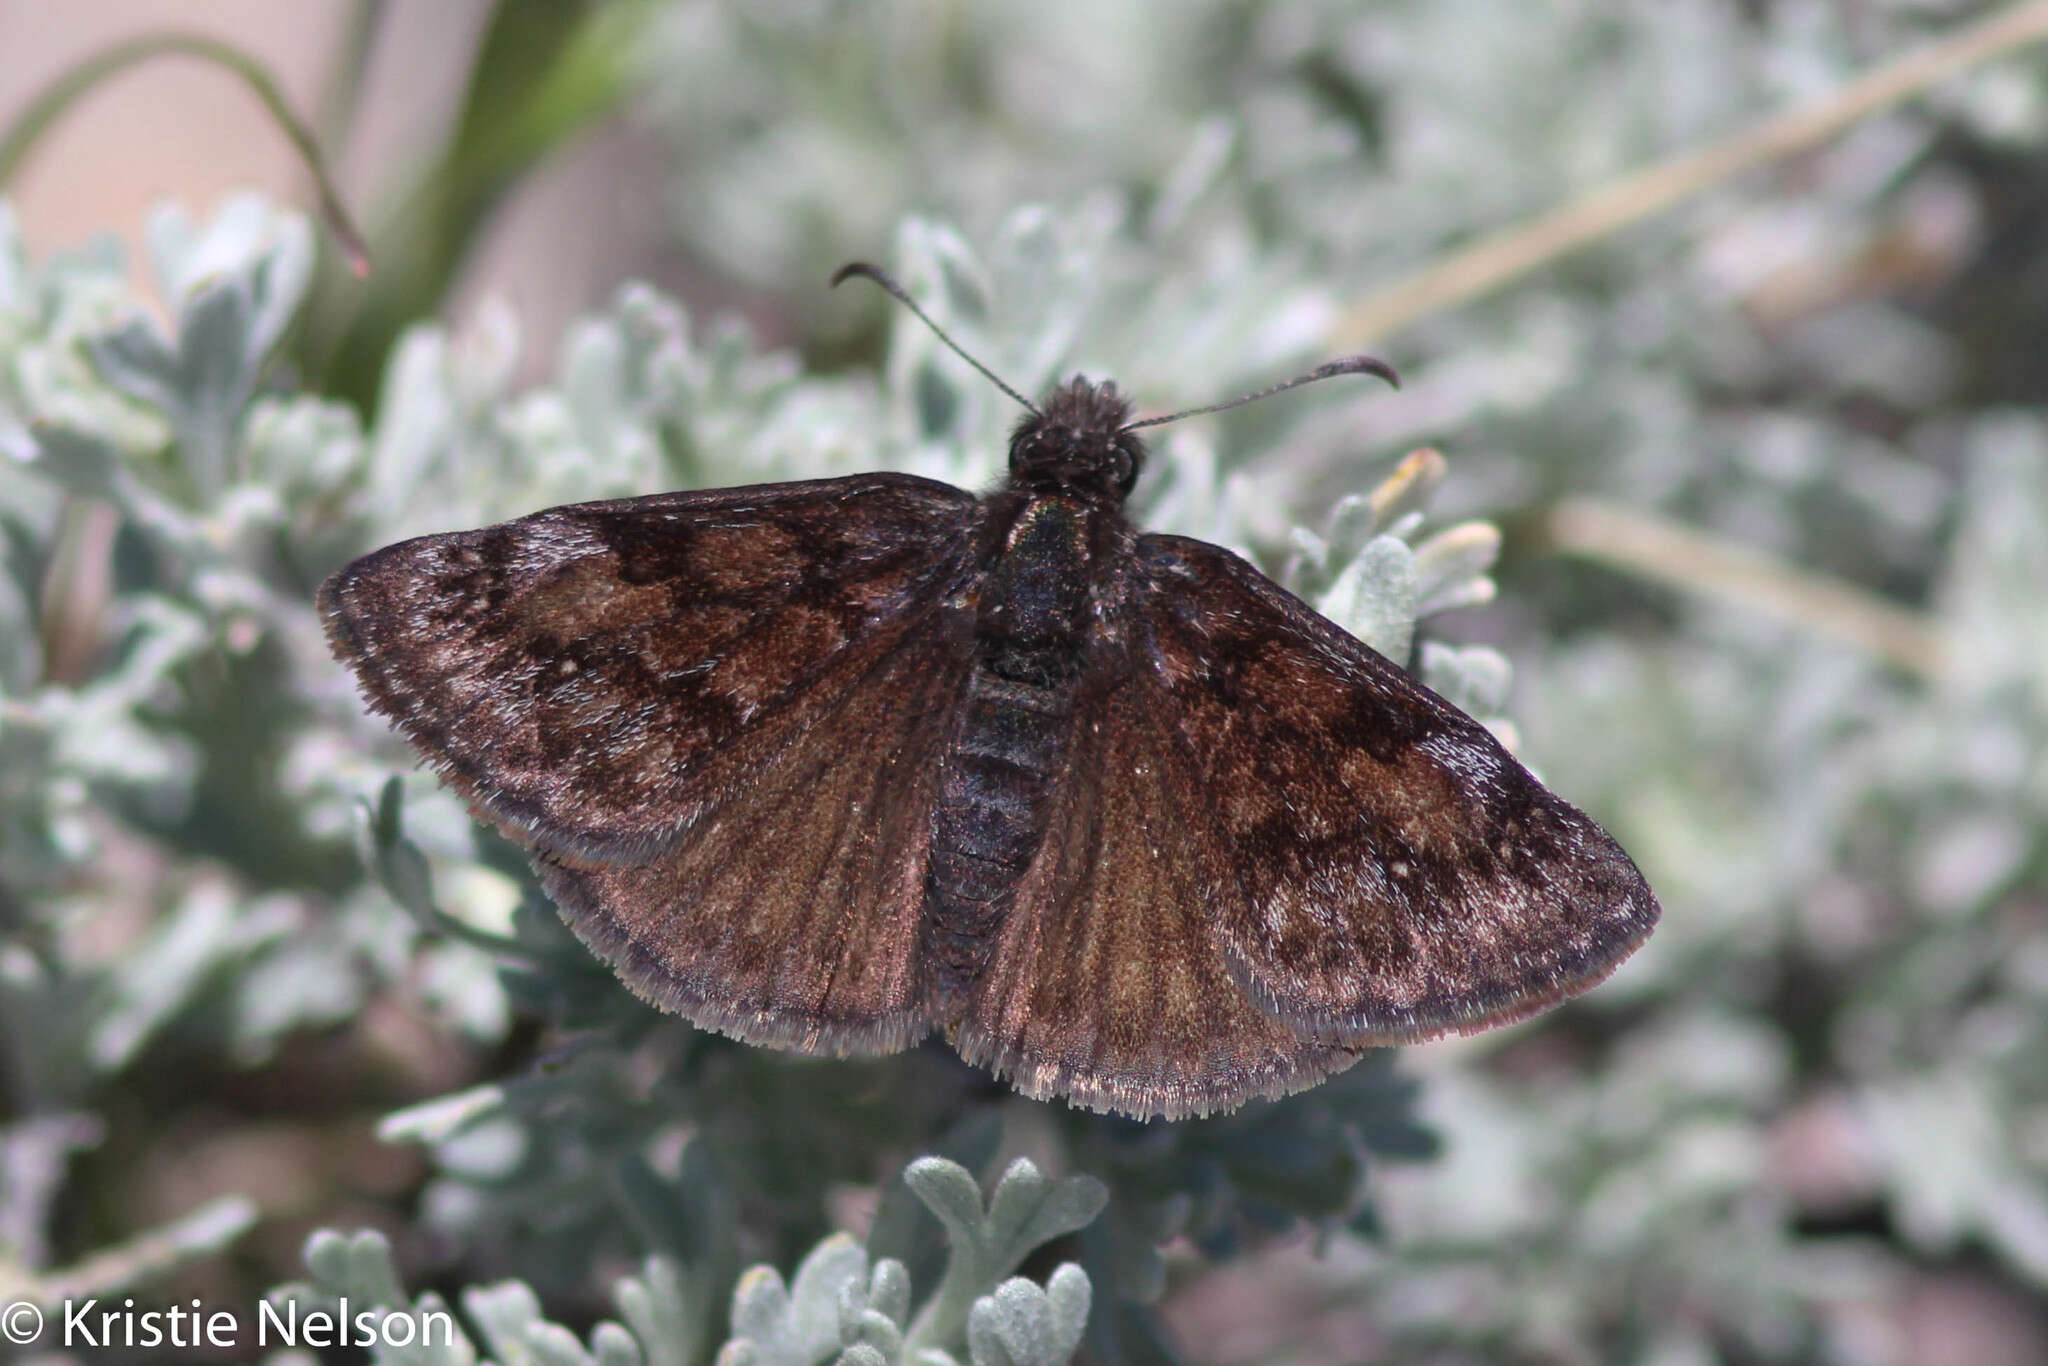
[923,486,1126,1014]
[1005,378,1146,506]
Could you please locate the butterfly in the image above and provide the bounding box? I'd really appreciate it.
[319,264,1658,1120]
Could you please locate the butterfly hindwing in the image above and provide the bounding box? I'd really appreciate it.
[319,474,981,860]
[1130,533,1659,1046]
[954,666,1358,1120]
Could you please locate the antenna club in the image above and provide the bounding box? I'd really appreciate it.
[1336,355,1402,389]
[1120,352,1402,432]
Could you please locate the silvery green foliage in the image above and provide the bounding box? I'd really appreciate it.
[269,1159,1096,1366]
[634,0,2007,590]
[1282,449,1512,730]
[892,1157,1100,1363]
[1324,421,2048,1359]
[11,0,2046,1348]
[623,3,2048,1356]
[646,2,1846,293]
[84,199,312,503]
[719,1159,1097,1366]
[271,1226,676,1366]
[0,196,403,1105]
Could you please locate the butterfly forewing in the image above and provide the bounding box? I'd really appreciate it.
[1131,533,1659,1045]
[319,474,980,860]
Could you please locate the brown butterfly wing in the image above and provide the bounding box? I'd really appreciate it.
[538,620,975,1054]
[319,474,980,861]
[953,671,1359,1120]
[1131,533,1659,1046]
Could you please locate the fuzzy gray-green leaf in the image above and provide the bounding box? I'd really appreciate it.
[987,1163,1107,1267]
[720,1234,873,1366]
[614,1256,701,1366]
[1317,534,1418,661]
[903,1160,1103,1362]
[1412,520,1502,618]
[964,1267,1090,1366]
[904,1157,991,1243]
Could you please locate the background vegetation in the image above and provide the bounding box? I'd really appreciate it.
[4,2,2048,1362]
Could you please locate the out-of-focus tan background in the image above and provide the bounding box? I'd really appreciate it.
[1,0,688,357]
[4,1,351,255]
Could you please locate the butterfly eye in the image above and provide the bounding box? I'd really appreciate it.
[1114,437,1144,495]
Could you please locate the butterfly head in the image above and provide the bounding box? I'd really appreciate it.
[1007,377,1146,504]
[831,263,1397,511]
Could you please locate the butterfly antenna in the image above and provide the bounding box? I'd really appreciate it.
[1121,355,1400,432]
[832,261,1041,415]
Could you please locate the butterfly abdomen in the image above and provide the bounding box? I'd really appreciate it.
[923,496,1101,1008]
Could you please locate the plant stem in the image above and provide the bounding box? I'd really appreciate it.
[1543,497,1949,680]
[1332,0,2048,346]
